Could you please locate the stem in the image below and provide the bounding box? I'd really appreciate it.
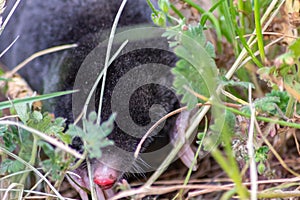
[230,0,264,68]
[146,0,159,16]
[19,135,38,185]
[200,12,222,51]
[170,4,184,19]
[178,117,208,199]
[69,150,88,171]
[7,44,77,77]
[181,0,205,14]
[257,191,300,198]
[238,0,245,35]
[221,0,239,55]
[254,0,266,62]
[226,106,300,129]
[285,96,294,118]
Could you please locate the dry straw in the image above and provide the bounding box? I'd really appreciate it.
[0,0,5,29]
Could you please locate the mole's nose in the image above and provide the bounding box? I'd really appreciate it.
[94,176,117,190]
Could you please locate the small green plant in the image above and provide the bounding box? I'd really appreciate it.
[66,112,115,159]
[0,103,73,198]
[0,99,115,198]
[255,146,269,175]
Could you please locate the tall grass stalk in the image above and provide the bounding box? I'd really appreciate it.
[254,0,266,63]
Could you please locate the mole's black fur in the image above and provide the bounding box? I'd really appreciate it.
[2,0,151,88]
[1,0,180,194]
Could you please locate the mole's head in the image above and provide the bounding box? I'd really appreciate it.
[68,31,179,191]
[71,144,140,190]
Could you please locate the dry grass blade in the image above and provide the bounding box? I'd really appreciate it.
[188,177,300,198]
[247,86,257,200]
[6,44,77,78]
[0,0,20,35]
[0,0,6,29]
[112,177,300,199]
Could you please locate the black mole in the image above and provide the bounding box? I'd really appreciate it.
[0,0,190,199]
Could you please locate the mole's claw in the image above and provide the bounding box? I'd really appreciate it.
[178,145,198,171]
[171,110,199,171]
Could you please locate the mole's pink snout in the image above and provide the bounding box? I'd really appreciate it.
[93,176,117,190]
[93,163,119,190]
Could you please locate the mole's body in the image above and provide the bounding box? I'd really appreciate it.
[1,1,194,199]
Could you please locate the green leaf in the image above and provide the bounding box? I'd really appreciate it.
[266,90,289,113]
[67,124,85,137]
[0,90,77,110]
[14,103,30,123]
[158,0,170,13]
[41,151,73,180]
[196,132,205,144]
[39,140,74,180]
[210,110,236,135]
[2,129,17,152]
[255,146,269,162]
[204,110,236,151]
[241,96,280,115]
[42,159,62,180]
[205,42,216,58]
[168,24,218,109]
[257,162,266,175]
[172,60,209,109]
[0,124,8,136]
[39,141,55,159]
[28,112,51,131]
[31,111,43,122]
[151,12,167,27]
[0,159,24,174]
[18,131,33,162]
[26,111,68,143]
[182,26,216,57]
[289,38,300,57]
[88,112,97,122]
[66,112,115,159]
[255,146,268,175]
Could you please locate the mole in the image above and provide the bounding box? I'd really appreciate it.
[0,0,196,199]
